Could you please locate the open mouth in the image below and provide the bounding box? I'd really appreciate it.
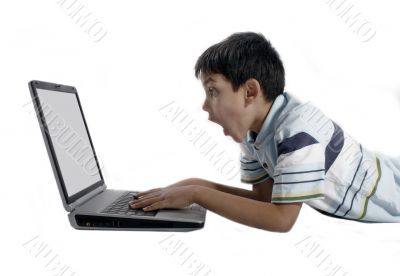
[208,118,228,136]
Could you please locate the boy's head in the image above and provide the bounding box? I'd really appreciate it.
[194,32,285,143]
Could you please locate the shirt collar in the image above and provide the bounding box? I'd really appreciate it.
[245,92,288,149]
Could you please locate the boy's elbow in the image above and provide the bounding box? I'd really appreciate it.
[279,215,298,233]
[261,202,302,233]
[259,217,294,233]
[279,220,295,233]
[272,221,294,233]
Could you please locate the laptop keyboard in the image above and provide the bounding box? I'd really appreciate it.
[101,192,158,217]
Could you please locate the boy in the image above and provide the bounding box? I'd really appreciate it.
[129,32,400,232]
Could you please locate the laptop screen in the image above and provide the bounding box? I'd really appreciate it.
[36,88,102,200]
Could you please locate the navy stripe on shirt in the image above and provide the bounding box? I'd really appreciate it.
[273,168,325,178]
[343,170,368,217]
[333,144,364,215]
[277,132,319,156]
[241,167,264,171]
[325,121,344,173]
[240,160,258,165]
[274,178,324,185]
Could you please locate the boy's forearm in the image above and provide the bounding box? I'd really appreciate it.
[174,178,259,201]
[191,185,286,232]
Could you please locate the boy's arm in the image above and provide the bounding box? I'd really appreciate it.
[191,183,302,233]
[253,178,274,202]
[192,185,302,232]
[169,177,267,202]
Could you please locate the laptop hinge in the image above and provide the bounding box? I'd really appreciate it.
[67,185,107,212]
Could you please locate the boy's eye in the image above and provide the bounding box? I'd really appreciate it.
[207,87,217,97]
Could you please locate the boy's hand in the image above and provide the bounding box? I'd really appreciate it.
[129,185,197,211]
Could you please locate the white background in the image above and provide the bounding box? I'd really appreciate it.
[2,0,400,275]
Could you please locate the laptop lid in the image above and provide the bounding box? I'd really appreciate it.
[29,80,106,212]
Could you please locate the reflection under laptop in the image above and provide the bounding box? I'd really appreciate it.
[29,80,206,231]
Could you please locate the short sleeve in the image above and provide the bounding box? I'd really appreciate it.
[239,144,271,184]
[271,131,326,203]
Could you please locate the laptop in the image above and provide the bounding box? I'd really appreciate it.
[28,80,207,231]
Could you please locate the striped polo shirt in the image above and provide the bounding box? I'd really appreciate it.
[240,92,400,223]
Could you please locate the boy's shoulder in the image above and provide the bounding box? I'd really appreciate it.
[274,93,336,145]
[240,92,337,154]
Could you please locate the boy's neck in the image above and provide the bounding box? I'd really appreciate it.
[249,100,273,135]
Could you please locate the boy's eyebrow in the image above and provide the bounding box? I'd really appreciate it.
[202,76,215,86]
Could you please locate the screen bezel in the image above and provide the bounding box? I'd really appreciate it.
[29,80,105,207]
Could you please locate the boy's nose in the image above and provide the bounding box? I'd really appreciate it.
[202,107,212,121]
[202,101,209,113]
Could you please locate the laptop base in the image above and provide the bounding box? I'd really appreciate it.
[68,213,205,232]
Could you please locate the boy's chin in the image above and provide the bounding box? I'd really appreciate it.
[223,128,245,143]
[228,132,245,143]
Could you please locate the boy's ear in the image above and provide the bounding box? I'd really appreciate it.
[244,78,261,104]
